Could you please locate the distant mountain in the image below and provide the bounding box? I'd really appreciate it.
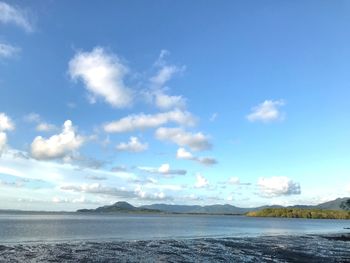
[77,201,161,213]
[76,198,350,215]
[140,204,253,214]
[76,202,287,215]
[314,197,349,210]
[288,198,350,211]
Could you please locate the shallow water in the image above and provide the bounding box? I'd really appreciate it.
[0,213,349,243]
[0,235,349,262]
[0,213,349,262]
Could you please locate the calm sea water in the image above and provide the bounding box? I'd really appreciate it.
[0,213,349,262]
[0,212,349,243]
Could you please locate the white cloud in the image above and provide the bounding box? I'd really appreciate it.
[0,149,136,185]
[138,163,187,176]
[176,147,217,166]
[247,100,285,123]
[0,113,13,155]
[116,137,148,153]
[24,113,40,123]
[31,120,84,160]
[195,173,209,188]
[155,127,211,151]
[61,182,171,201]
[0,2,33,32]
[176,147,194,160]
[0,113,15,131]
[52,196,94,204]
[150,65,184,87]
[346,184,350,193]
[61,183,135,198]
[154,91,186,110]
[257,176,301,197]
[0,132,7,154]
[134,185,169,201]
[0,43,20,58]
[155,49,169,66]
[69,47,133,108]
[104,109,196,133]
[148,50,187,110]
[24,113,56,132]
[36,123,56,132]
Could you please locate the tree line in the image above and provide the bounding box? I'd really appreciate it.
[246,208,350,219]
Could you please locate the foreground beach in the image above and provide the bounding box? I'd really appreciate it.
[1,234,349,263]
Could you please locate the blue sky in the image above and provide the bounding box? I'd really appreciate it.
[0,1,349,211]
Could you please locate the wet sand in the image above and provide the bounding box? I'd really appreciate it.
[0,234,349,262]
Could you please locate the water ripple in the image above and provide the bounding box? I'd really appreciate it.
[0,235,349,262]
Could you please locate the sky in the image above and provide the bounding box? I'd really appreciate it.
[0,1,350,211]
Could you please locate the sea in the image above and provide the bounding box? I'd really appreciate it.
[0,212,349,262]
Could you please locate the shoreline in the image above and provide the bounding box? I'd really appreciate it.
[2,210,350,220]
[1,232,349,245]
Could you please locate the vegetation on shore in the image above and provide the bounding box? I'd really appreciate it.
[246,208,350,219]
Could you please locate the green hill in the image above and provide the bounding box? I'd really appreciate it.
[77,201,161,213]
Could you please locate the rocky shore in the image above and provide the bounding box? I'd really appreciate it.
[0,234,349,262]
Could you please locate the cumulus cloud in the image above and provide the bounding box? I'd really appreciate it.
[257,176,301,197]
[0,113,14,155]
[116,137,148,153]
[195,173,209,188]
[0,43,20,58]
[176,148,217,166]
[247,100,285,123]
[134,185,170,201]
[69,47,133,108]
[138,163,187,177]
[31,120,84,160]
[36,122,56,132]
[104,109,196,133]
[155,127,211,151]
[0,132,7,154]
[154,91,186,110]
[176,147,194,160]
[0,2,33,32]
[0,113,15,131]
